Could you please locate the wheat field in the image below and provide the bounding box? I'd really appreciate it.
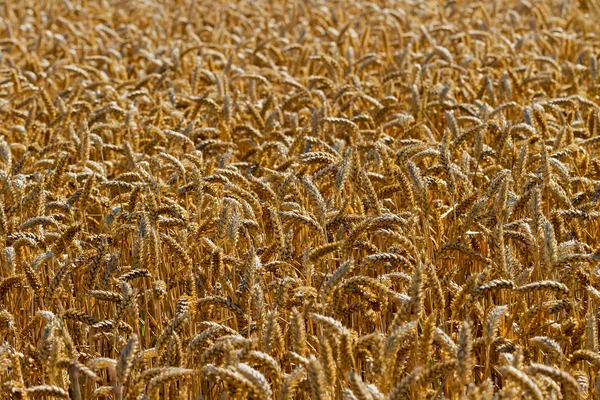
[0,0,600,398]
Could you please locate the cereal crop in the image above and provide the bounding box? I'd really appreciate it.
[1,0,600,398]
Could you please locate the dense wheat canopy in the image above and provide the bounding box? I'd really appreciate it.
[2,0,600,398]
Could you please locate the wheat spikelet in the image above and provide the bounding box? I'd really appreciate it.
[147,367,194,397]
[311,313,347,336]
[484,306,507,345]
[515,281,570,295]
[526,364,581,399]
[570,351,600,382]
[474,280,515,295]
[307,355,330,400]
[388,366,423,400]
[264,312,284,357]
[418,312,435,367]
[278,367,305,400]
[290,308,307,357]
[499,365,544,400]
[117,334,138,384]
[457,321,474,386]
[25,385,69,398]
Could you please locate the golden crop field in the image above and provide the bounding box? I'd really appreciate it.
[1,0,600,398]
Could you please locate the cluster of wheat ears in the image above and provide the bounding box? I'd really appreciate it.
[2,0,600,398]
